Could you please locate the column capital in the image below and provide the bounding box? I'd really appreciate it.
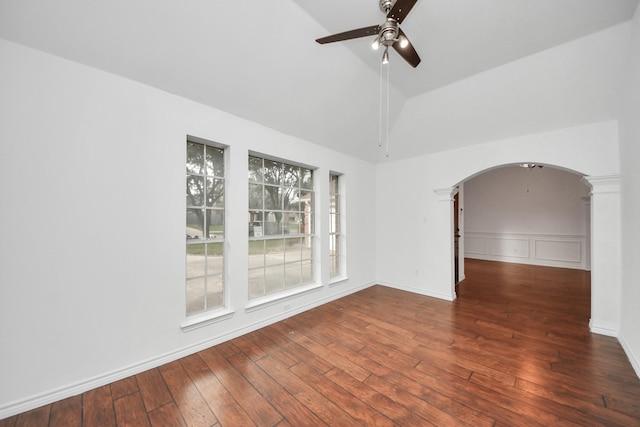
[433,186,458,202]
[581,175,620,195]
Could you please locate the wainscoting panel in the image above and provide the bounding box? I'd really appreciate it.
[535,239,582,263]
[464,232,587,270]
[490,238,529,258]
[465,236,486,255]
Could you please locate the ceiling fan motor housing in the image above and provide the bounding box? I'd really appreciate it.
[379,0,396,13]
[379,19,399,47]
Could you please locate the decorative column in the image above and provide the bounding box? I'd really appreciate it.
[582,175,621,336]
[433,186,459,301]
[581,196,591,271]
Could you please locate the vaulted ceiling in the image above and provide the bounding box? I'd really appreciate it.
[1,0,638,162]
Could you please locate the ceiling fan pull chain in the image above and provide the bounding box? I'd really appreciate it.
[379,59,383,148]
[386,59,390,157]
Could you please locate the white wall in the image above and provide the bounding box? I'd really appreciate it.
[0,39,377,417]
[619,3,640,377]
[464,166,590,269]
[376,121,619,300]
[465,167,588,235]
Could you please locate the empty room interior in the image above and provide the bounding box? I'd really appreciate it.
[1,0,640,425]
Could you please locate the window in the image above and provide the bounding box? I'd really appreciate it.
[329,173,343,278]
[248,155,314,299]
[186,140,225,315]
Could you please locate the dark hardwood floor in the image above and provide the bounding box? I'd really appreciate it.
[3,259,640,426]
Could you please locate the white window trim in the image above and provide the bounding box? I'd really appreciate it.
[181,308,236,332]
[329,171,347,284]
[245,282,323,312]
[185,136,228,318]
[329,276,349,287]
[247,153,317,301]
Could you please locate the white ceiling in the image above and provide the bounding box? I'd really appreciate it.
[1,0,638,162]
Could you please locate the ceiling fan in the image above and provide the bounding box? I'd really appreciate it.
[316,0,421,68]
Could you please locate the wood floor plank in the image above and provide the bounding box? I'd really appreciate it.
[197,347,283,427]
[515,378,639,426]
[226,351,327,426]
[111,376,139,400]
[113,392,150,427]
[290,362,396,427]
[359,325,474,380]
[412,354,562,425]
[379,370,496,427]
[82,385,116,427]
[269,321,371,382]
[179,354,255,426]
[159,360,218,427]
[259,326,334,374]
[281,316,336,347]
[603,393,640,420]
[232,332,269,361]
[49,395,82,427]
[0,416,17,427]
[136,368,173,412]
[255,355,360,426]
[363,374,461,426]
[254,332,299,368]
[215,340,241,358]
[324,367,429,426]
[148,403,186,427]
[15,405,50,427]
[339,343,500,426]
[467,371,625,427]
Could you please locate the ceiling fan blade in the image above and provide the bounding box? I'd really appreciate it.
[316,25,380,44]
[387,0,418,25]
[393,29,421,67]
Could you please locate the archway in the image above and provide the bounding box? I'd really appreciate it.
[436,165,621,337]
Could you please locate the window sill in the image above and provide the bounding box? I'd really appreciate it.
[181,308,235,332]
[329,276,349,287]
[245,283,323,312]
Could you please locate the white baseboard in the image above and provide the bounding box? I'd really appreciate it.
[0,281,376,420]
[589,319,619,337]
[378,280,456,302]
[618,333,640,379]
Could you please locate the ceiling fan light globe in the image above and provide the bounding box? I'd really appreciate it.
[372,38,380,50]
[399,36,409,48]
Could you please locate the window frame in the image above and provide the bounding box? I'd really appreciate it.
[329,172,347,283]
[247,153,318,304]
[183,137,232,328]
